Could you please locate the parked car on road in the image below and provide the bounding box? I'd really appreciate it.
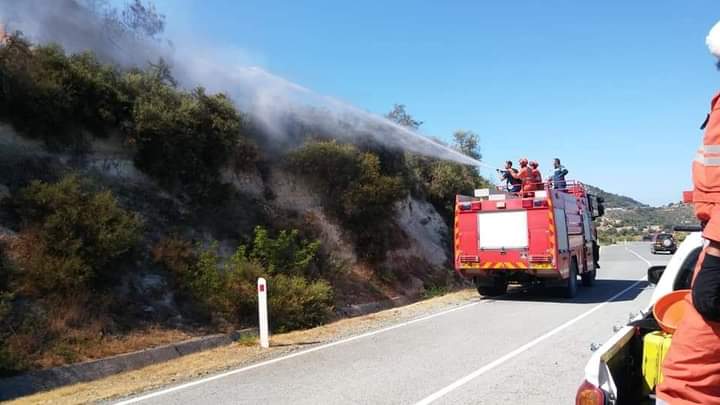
[575,230,702,405]
[650,233,676,255]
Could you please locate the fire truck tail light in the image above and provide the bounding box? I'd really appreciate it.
[530,255,552,263]
[575,380,605,405]
[459,255,480,263]
[534,200,548,208]
[459,202,472,211]
[521,200,533,209]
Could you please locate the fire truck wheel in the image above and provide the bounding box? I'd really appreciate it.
[564,259,579,298]
[475,278,508,297]
[581,269,596,287]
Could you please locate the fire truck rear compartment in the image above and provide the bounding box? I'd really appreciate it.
[455,182,604,297]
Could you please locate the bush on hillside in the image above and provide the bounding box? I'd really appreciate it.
[425,161,490,218]
[10,175,143,295]
[0,248,17,375]
[130,86,246,197]
[404,149,489,220]
[0,35,258,199]
[341,153,405,221]
[153,227,332,331]
[288,141,406,260]
[246,227,321,275]
[0,39,128,148]
[286,140,361,199]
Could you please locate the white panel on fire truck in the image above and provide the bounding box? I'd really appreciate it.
[477,211,528,249]
[554,208,569,251]
[474,189,490,198]
[534,190,547,200]
[489,194,506,201]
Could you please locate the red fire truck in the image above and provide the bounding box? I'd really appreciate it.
[454,181,605,298]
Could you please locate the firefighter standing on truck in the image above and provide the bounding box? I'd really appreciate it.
[529,161,542,190]
[498,160,521,193]
[510,158,533,193]
[656,21,720,405]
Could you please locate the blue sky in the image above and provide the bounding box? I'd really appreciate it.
[151,0,720,206]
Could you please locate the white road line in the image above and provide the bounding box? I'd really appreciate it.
[413,277,647,404]
[626,247,652,266]
[115,299,485,404]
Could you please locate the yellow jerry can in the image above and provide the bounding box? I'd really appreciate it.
[642,331,673,391]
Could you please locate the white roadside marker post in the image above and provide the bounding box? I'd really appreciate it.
[257,277,270,348]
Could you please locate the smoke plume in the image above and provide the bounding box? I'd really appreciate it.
[0,0,482,167]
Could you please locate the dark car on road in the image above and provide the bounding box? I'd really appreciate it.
[651,233,677,254]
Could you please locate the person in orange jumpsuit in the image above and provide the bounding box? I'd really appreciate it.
[656,22,720,404]
[510,158,533,193]
[529,161,542,190]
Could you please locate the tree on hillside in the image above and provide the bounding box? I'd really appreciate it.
[453,130,481,160]
[91,0,166,41]
[386,104,423,130]
[119,0,165,39]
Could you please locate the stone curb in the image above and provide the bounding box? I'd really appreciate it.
[338,295,418,317]
[0,328,256,401]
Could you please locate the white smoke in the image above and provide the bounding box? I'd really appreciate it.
[0,0,482,167]
[0,0,169,67]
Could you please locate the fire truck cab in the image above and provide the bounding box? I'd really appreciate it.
[454,181,605,298]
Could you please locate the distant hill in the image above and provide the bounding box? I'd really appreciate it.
[586,185,696,244]
[585,185,649,209]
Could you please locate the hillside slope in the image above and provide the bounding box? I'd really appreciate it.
[585,184,648,209]
[0,33,479,375]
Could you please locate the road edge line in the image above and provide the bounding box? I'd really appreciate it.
[115,299,484,404]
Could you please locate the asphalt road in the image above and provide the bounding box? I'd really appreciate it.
[118,243,670,405]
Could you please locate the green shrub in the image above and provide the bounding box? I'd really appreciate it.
[0,40,127,148]
[247,226,321,275]
[265,274,333,332]
[131,86,247,197]
[0,36,258,198]
[154,227,332,331]
[287,140,361,199]
[288,141,406,260]
[11,175,143,295]
[426,161,490,218]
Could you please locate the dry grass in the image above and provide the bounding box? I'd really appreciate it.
[11,289,478,405]
[7,294,199,370]
[70,328,197,362]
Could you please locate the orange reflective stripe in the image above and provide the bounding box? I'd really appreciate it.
[694,92,720,201]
